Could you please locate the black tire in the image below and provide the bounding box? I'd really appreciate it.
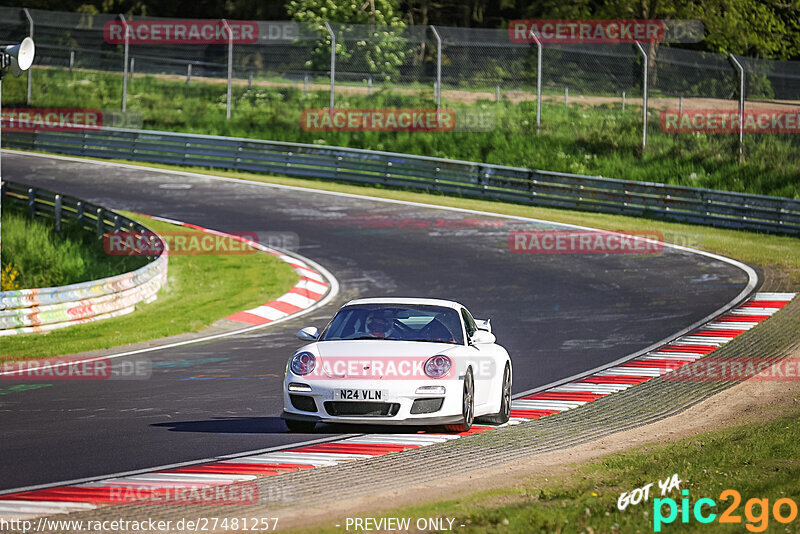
[285,419,316,433]
[478,363,511,425]
[445,368,474,432]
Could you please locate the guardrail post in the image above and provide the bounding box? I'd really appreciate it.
[528,29,542,133]
[325,22,336,116]
[76,201,84,222]
[23,8,33,105]
[119,14,130,113]
[430,25,442,112]
[27,188,36,220]
[634,41,648,150]
[222,19,234,120]
[729,54,745,161]
[54,194,62,233]
[114,215,121,232]
[96,208,104,237]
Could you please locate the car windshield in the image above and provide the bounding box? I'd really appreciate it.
[320,304,464,345]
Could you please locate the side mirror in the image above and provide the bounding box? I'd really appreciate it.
[470,330,496,345]
[475,318,492,333]
[296,326,319,342]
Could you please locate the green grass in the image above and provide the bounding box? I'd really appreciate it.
[1,203,147,290]
[2,67,799,199]
[0,212,298,360]
[293,409,800,533]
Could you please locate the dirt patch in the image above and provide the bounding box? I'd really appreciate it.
[276,344,800,530]
[96,66,800,110]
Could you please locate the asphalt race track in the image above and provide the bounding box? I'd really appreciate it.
[0,152,753,492]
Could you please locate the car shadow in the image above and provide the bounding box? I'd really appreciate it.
[152,417,289,434]
[152,417,440,435]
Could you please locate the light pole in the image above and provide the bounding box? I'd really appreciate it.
[0,37,36,280]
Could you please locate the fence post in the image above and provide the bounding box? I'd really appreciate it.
[564,86,568,106]
[187,63,192,84]
[634,41,648,150]
[27,188,35,220]
[729,54,745,160]
[96,208,104,237]
[221,19,233,120]
[325,22,335,115]
[430,25,442,112]
[129,57,135,80]
[622,91,626,111]
[529,29,542,133]
[54,194,62,233]
[69,50,75,73]
[23,8,33,105]
[119,14,129,113]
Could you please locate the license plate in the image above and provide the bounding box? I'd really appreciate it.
[333,389,387,401]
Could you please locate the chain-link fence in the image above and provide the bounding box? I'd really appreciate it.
[1,6,799,161]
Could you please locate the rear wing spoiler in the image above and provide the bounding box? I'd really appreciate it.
[475,319,491,333]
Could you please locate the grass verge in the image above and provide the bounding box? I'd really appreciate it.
[293,408,800,533]
[0,212,298,360]
[1,202,147,290]
[2,68,799,198]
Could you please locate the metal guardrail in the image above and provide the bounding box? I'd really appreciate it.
[3,127,800,234]
[0,180,168,335]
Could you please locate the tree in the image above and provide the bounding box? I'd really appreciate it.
[286,0,408,80]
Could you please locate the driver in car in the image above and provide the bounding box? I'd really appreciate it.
[365,311,399,339]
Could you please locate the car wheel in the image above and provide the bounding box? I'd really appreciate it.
[285,419,316,433]
[478,363,511,425]
[445,368,474,432]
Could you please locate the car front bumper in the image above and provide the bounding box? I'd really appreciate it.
[282,377,464,425]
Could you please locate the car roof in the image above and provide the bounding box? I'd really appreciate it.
[343,297,466,310]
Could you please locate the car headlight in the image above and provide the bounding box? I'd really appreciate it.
[290,352,316,376]
[424,355,451,378]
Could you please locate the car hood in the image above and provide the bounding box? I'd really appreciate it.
[309,340,459,379]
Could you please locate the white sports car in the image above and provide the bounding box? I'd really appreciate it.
[281,298,512,432]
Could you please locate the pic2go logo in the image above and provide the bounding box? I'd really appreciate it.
[654,489,798,532]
